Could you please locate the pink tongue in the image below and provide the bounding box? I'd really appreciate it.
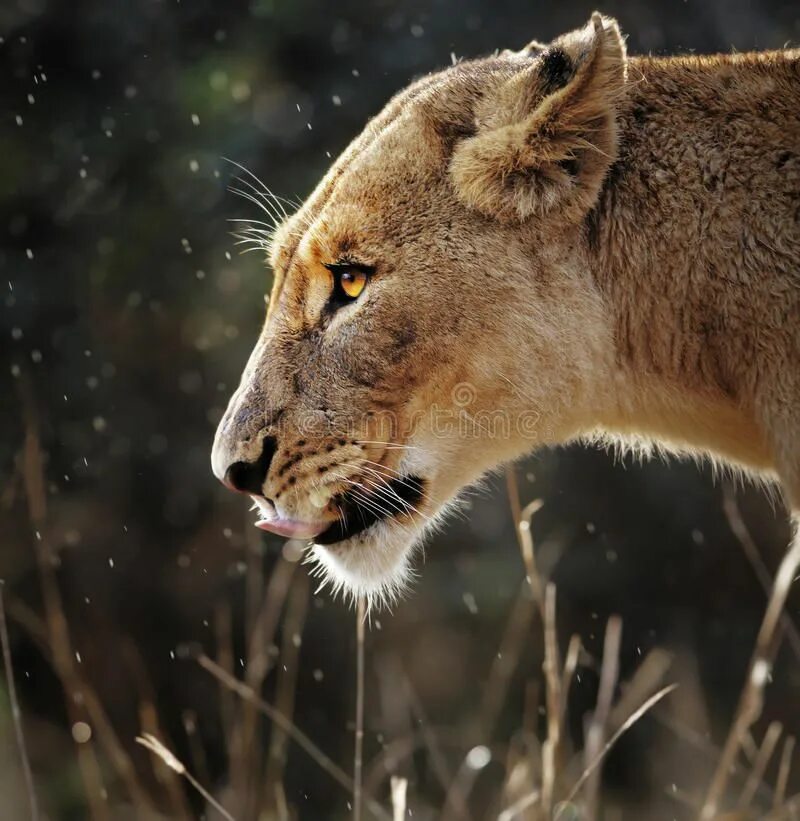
[255,518,328,539]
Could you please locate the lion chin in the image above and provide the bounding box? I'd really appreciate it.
[304,501,455,611]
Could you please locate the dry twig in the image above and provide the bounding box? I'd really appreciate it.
[739,721,782,810]
[136,734,235,821]
[355,597,366,821]
[0,581,39,820]
[701,521,800,819]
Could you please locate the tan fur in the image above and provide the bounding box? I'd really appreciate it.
[212,13,800,604]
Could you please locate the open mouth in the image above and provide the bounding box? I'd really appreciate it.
[314,475,425,546]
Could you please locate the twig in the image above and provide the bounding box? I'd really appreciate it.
[390,776,407,821]
[214,602,236,780]
[564,683,679,804]
[136,734,235,821]
[774,736,795,812]
[403,673,455,796]
[6,597,153,812]
[541,583,562,815]
[239,550,295,815]
[355,597,366,821]
[196,652,391,821]
[264,572,309,808]
[739,721,782,810]
[362,727,463,801]
[607,648,672,737]
[507,463,545,608]
[559,634,582,728]
[0,581,39,820]
[480,579,537,738]
[182,710,211,789]
[497,788,541,821]
[442,746,492,821]
[517,498,546,608]
[700,521,800,819]
[583,616,622,819]
[723,488,800,661]
[20,378,114,819]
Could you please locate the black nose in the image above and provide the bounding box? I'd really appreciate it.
[222,435,277,497]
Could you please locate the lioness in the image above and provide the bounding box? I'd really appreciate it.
[212,13,799,606]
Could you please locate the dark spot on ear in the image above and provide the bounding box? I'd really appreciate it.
[539,47,573,94]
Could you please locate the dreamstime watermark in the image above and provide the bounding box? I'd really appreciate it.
[225,382,553,442]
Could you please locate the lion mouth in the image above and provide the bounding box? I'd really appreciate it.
[314,475,425,546]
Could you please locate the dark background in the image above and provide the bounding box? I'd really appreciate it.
[0,0,798,818]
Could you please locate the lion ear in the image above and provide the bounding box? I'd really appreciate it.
[450,13,627,224]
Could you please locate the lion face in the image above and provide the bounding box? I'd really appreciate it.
[212,15,625,605]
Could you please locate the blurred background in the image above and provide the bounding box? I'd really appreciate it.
[0,0,799,818]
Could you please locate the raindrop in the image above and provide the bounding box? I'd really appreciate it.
[71,722,92,743]
[465,745,491,769]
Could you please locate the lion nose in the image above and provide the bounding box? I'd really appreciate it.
[220,436,278,497]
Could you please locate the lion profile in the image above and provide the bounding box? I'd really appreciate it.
[212,12,799,606]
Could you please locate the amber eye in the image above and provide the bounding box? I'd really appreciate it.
[338,268,367,299]
[326,264,371,310]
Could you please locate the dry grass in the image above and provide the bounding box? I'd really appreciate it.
[2,387,799,819]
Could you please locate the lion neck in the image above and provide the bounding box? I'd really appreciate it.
[571,53,789,472]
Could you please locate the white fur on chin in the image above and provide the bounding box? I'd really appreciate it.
[304,501,457,612]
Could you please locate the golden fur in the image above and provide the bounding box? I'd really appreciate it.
[212,14,800,605]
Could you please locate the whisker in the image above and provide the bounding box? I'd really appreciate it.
[228,185,283,226]
[340,463,431,523]
[355,440,420,450]
[343,460,437,509]
[222,157,294,219]
[329,474,415,531]
[231,174,287,223]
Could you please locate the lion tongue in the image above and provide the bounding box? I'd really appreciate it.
[254,517,328,539]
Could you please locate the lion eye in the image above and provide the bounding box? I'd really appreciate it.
[339,268,367,299]
[325,264,371,310]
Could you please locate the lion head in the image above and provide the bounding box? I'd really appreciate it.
[211,14,626,605]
